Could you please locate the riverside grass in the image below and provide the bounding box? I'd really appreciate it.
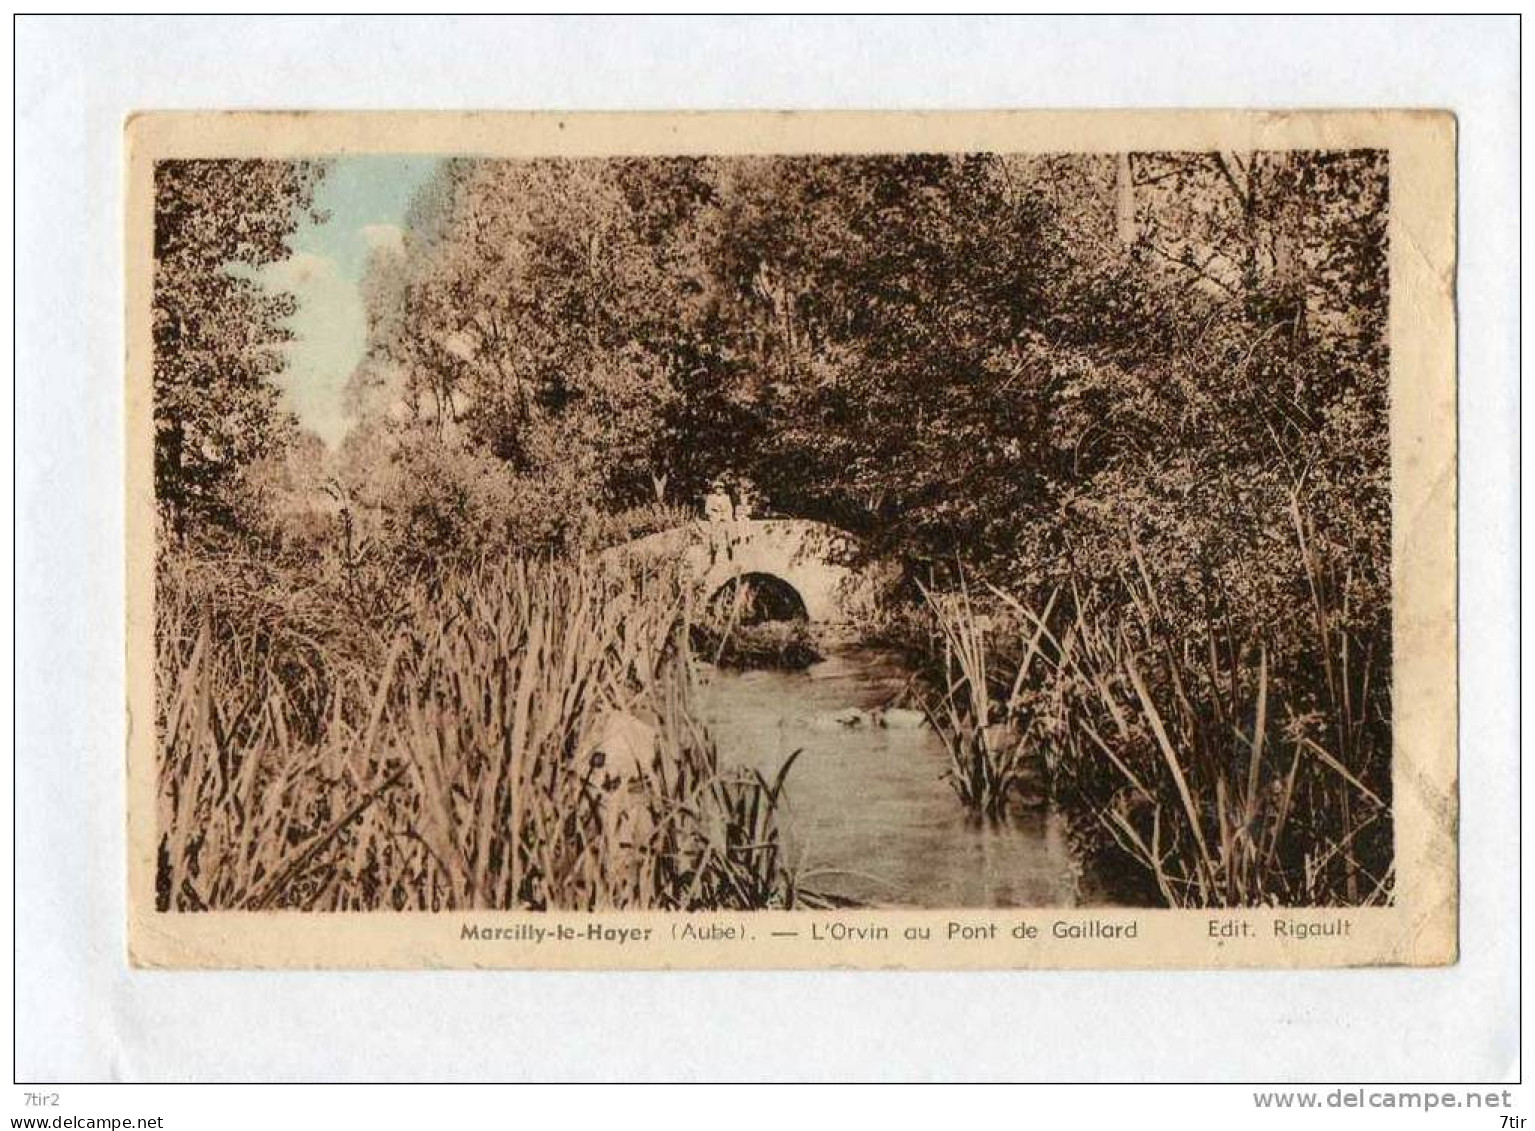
[915,574,1057,818]
[915,500,1392,909]
[155,552,802,912]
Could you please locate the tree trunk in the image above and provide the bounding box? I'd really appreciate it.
[1115,153,1138,246]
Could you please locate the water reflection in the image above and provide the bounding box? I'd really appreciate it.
[697,643,1088,908]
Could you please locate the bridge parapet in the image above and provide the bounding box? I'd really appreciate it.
[604,518,876,624]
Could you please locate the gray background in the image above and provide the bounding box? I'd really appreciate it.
[13,15,1519,1082]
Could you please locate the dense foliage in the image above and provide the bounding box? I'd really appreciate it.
[154,149,1393,908]
[332,153,1386,589]
[152,159,326,535]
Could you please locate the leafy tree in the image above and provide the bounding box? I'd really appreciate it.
[699,154,1063,560]
[346,148,1388,629]
[152,159,325,535]
[363,160,713,496]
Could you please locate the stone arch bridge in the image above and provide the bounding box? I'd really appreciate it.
[606,518,880,624]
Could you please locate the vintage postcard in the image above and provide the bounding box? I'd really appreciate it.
[126,110,1456,969]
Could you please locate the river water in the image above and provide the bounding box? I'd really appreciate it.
[696,643,1089,909]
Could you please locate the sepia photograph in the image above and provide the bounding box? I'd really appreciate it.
[16,9,1518,1101]
[123,110,1457,971]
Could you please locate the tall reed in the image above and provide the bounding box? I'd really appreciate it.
[914,575,1053,817]
[990,506,1392,907]
[155,552,801,911]
[908,495,1391,907]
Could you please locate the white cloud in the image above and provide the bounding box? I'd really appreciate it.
[359,223,405,256]
[259,252,366,447]
[263,250,341,289]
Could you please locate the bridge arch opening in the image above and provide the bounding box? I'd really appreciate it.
[706,572,808,625]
